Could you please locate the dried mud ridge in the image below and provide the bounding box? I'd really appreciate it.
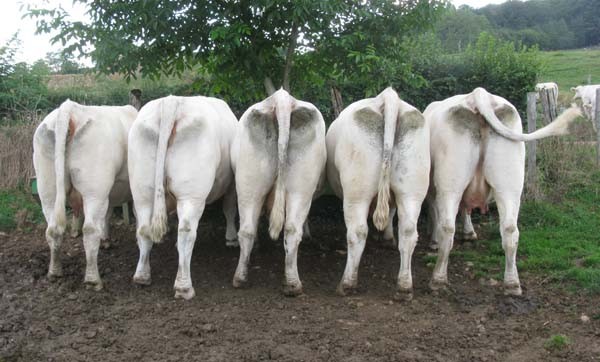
[1,197,599,361]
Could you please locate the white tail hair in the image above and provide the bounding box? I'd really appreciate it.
[49,100,76,238]
[268,89,292,240]
[373,88,400,231]
[472,87,582,142]
[147,96,179,243]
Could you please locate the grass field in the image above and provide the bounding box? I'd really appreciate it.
[538,48,600,95]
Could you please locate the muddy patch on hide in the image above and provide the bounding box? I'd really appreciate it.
[397,110,425,138]
[448,106,484,141]
[247,108,277,152]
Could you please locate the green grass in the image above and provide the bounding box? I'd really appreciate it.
[0,188,44,231]
[544,334,571,351]
[454,173,600,293]
[538,48,600,95]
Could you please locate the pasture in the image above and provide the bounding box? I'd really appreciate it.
[538,48,600,95]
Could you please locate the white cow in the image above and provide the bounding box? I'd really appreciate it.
[231,89,326,296]
[571,84,600,123]
[326,87,430,300]
[33,100,137,289]
[425,87,581,296]
[128,95,238,300]
[535,82,559,105]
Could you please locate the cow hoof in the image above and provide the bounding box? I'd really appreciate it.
[174,287,196,300]
[283,283,303,297]
[132,275,152,286]
[394,287,413,302]
[462,231,478,241]
[428,241,439,250]
[225,239,239,248]
[47,269,63,281]
[504,283,522,296]
[336,282,358,297]
[232,276,248,289]
[429,278,448,292]
[100,241,111,249]
[84,281,103,291]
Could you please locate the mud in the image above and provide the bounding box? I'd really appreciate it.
[1,196,599,361]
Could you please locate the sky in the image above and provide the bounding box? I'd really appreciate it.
[1,0,509,66]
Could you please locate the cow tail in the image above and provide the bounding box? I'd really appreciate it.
[473,87,581,142]
[148,96,178,243]
[49,100,75,239]
[269,90,292,240]
[373,88,399,231]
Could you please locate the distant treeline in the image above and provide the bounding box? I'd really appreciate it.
[438,0,600,51]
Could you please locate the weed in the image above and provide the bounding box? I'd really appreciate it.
[543,334,570,351]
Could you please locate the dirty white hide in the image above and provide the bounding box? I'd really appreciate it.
[425,87,581,296]
[128,95,237,300]
[326,87,430,300]
[535,82,559,105]
[33,100,137,290]
[571,84,600,123]
[231,89,326,296]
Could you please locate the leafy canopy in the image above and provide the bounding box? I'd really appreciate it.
[27,0,447,101]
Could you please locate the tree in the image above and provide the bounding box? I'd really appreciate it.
[0,34,50,121]
[45,51,84,74]
[27,0,446,103]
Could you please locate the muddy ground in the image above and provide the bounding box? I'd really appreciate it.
[1,196,599,361]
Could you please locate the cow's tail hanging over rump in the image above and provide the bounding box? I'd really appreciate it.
[373,87,400,231]
[148,96,179,243]
[269,90,292,240]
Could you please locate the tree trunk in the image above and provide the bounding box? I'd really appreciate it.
[264,77,276,95]
[282,23,298,92]
[129,89,142,111]
[330,86,343,119]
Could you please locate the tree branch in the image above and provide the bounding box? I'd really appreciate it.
[282,22,298,92]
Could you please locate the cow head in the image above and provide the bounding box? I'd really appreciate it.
[571,86,583,100]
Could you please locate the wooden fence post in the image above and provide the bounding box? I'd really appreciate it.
[129,89,142,111]
[539,88,556,125]
[595,88,600,166]
[526,92,538,197]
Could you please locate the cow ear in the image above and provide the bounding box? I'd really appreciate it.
[570,87,577,92]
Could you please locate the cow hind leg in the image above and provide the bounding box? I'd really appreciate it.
[382,207,397,249]
[45,223,64,280]
[430,193,461,291]
[173,199,205,300]
[494,192,522,296]
[100,207,111,249]
[233,198,263,288]
[337,200,369,296]
[81,197,110,291]
[133,204,154,285]
[282,195,312,296]
[70,212,83,238]
[395,197,421,301]
[460,208,477,240]
[223,188,238,247]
